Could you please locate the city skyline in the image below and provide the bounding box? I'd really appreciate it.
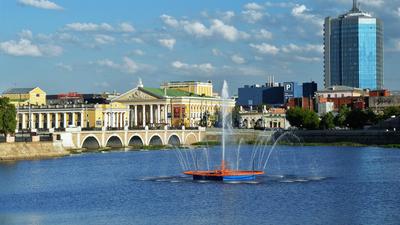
[1,0,400,95]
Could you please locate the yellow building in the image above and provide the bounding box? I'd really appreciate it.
[160,81,214,97]
[113,84,235,128]
[3,87,46,106]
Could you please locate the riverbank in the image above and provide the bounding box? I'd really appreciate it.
[0,142,69,161]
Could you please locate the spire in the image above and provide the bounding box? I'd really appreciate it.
[137,77,143,88]
[352,0,359,12]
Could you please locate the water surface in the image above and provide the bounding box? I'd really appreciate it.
[0,146,399,225]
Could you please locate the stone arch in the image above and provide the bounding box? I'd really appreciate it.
[128,135,144,149]
[149,135,163,146]
[185,133,198,145]
[242,119,248,128]
[81,136,101,150]
[255,119,264,128]
[250,119,256,128]
[168,134,181,146]
[106,135,123,148]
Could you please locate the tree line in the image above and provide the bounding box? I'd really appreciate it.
[286,106,400,130]
[0,98,17,136]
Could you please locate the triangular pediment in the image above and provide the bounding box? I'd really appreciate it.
[113,88,160,102]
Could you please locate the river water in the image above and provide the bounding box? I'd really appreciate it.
[0,145,399,225]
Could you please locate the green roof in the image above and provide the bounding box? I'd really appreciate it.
[141,87,205,98]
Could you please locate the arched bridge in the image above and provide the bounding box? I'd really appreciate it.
[56,127,205,150]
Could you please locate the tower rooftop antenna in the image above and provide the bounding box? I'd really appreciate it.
[352,0,359,11]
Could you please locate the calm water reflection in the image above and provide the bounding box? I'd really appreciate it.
[0,146,399,225]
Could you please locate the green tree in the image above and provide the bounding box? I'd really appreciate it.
[345,109,368,129]
[334,105,350,127]
[0,98,17,136]
[286,107,319,130]
[320,112,335,130]
[383,106,400,120]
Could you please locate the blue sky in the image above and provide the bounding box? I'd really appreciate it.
[0,0,399,95]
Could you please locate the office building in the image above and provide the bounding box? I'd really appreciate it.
[324,0,383,90]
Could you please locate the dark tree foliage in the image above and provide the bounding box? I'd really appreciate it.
[0,98,17,136]
[320,112,335,130]
[334,105,350,127]
[345,109,369,129]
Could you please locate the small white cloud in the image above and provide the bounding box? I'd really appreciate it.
[96,57,141,74]
[18,30,33,39]
[94,34,115,45]
[291,4,323,28]
[118,22,135,33]
[212,48,223,56]
[40,44,63,56]
[133,49,145,56]
[220,11,235,22]
[19,0,63,10]
[282,43,323,54]
[0,39,42,57]
[56,63,73,71]
[244,2,264,11]
[242,10,264,24]
[231,54,246,64]
[160,14,180,28]
[172,61,214,74]
[397,8,400,17]
[295,56,321,62]
[249,43,279,55]
[209,19,249,42]
[158,38,176,50]
[65,23,114,32]
[182,21,211,38]
[254,29,272,40]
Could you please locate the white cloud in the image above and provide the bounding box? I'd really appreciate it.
[172,61,214,74]
[244,2,264,11]
[242,10,264,23]
[158,38,176,50]
[254,29,272,40]
[160,14,180,28]
[40,44,63,56]
[160,15,248,42]
[220,11,235,22]
[397,8,400,17]
[360,0,384,7]
[65,22,134,33]
[96,57,141,74]
[118,22,135,33]
[0,39,42,56]
[18,0,63,10]
[94,34,115,45]
[249,43,279,55]
[209,19,249,42]
[56,63,73,71]
[295,56,321,62]
[291,4,323,28]
[212,48,223,56]
[282,43,323,54]
[231,54,246,64]
[132,49,145,56]
[18,30,33,39]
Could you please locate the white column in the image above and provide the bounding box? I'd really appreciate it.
[117,112,121,128]
[63,113,67,128]
[80,112,84,128]
[55,113,59,128]
[104,113,108,128]
[164,105,168,124]
[134,105,138,126]
[142,105,146,127]
[157,105,161,123]
[150,105,154,124]
[39,113,43,129]
[72,112,76,127]
[22,113,27,129]
[47,113,51,129]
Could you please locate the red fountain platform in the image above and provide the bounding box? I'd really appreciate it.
[184,161,264,181]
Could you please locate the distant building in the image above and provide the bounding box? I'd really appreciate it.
[324,0,384,89]
[316,86,367,99]
[2,87,46,106]
[160,81,214,97]
[302,81,318,98]
[238,108,289,129]
[237,84,269,107]
[318,102,335,115]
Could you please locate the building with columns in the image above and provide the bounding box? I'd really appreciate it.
[113,84,235,128]
[16,103,129,132]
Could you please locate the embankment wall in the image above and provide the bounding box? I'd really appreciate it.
[0,142,69,161]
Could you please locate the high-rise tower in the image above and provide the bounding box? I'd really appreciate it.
[324,0,383,90]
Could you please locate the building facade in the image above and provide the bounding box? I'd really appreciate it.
[160,81,214,97]
[239,108,289,129]
[324,0,383,90]
[3,87,46,106]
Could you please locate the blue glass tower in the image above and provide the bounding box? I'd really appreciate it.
[324,0,383,90]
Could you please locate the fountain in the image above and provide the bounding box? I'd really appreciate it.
[183,81,264,181]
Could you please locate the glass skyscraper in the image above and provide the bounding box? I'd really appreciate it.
[324,0,383,90]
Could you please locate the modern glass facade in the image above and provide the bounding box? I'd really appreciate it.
[324,2,383,90]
